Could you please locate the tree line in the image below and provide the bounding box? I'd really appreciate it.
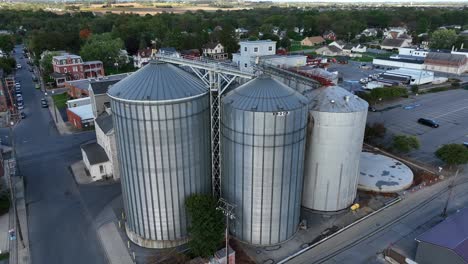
[0,7,467,59]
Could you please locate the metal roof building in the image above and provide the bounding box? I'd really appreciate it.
[415,208,468,264]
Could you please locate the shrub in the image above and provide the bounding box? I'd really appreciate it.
[411,85,419,94]
[392,135,420,153]
[435,144,468,166]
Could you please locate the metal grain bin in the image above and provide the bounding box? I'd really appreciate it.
[221,75,309,245]
[302,86,368,211]
[108,61,211,248]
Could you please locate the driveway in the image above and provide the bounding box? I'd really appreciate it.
[0,45,121,264]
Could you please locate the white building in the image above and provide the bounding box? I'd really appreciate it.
[133,48,154,68]
[202,42,227,60]
[361,28,378,37]
[385,68,435,85]
[372,58,425,70]
[351,44,367,53]
[384,27,407,39]
[259,55,307,68]
[398,48,429,58]
[232,40,276,72]
[81,142,113,181]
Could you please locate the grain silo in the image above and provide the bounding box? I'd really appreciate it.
[221,75,309,245]
[108,61,211,248]
[302,86,368,212]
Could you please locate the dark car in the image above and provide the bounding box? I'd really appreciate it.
[368,106,377,112]
[418,118,439,128]
[41,99,48,108]
[20,112,26,119]
[464,142,468,148]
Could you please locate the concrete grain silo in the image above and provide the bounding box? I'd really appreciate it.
[302,86,368,212]
[108,61,211,248]
[221,75,309,245]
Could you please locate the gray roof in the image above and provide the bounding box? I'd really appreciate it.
[81,142,109,165]
[67,79,90,91]
[90,79,121,95]
[381,38,406,47]
[108,61,207,102]
[222,75,309,112]
[95,112,113,134]
[306,86,368,113]
[328,45,343,53]
[416,207,468,262]
[425,52,467,65]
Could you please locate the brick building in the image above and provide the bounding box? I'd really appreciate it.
[51,54,104,88]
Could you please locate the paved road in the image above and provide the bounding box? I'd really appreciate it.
[367,89,468,165]
[0,45,121,264]
[285,168,468,264]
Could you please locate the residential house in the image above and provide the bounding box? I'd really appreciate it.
[341,44,355,55]
[66,73,130,99]
[351,44,367,53]
[322,30,337,41]
[384,27,407,39]
[300,36,326,46]
[119,49,130,64]
[235,28,249,37]
[158,47,180,58]
[88,78,122,118]
[133,48,154,68]
[180,49,201,59]
[315,45,343,56]
[202,42,227,60]
[272,27,280,36]
[329,40,346,50]
[424,52,468,75]
[380,38,411,50]
[294,27,305,36]
[361,28,378,37]
[67,104,94,129]
[51,54,104,88]
[459,30,468,37]
[232,40,276,73]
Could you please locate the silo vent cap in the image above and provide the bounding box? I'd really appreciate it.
[344,95,350,102]
[330,99,335,104]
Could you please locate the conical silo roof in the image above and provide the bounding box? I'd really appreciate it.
[307,86,368,113]
[223,75,308,112]
[108,61,207,102]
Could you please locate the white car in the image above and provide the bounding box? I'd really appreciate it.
[16,64,22,69]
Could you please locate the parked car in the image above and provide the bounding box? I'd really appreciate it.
[29,67,33,72]
[417,118,439,128]
[17,101,24,110]
[20,112,26,119]
[41,99,48,108]
[16,64,22,69]
[464,142,468,148]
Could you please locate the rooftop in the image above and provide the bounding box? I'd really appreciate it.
[381,38,406,48]
[306,86,368,113]
[83,60,102,65]
[416,207,468,262]
[68,104,94,120]
[95,112,113,135]
[239,40,275,45]
[81,142,109,165]
[53,54,82,60]
[90,79,122,95]
[425,52,467,65]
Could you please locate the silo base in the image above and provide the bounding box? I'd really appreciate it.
[125,224,189,249]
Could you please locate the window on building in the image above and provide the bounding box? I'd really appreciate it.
[73,66,78,72]
[63,68,67,73]
[268,46,273,51]
[244,63,248,68]
[99,165,104,174]
[254,47,258,52]
[244,47,247,52]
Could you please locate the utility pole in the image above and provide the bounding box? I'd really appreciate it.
[216,198,235,264]
[442,168,460,217]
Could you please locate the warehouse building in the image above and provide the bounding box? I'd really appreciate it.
[424,52,468,75]
[415,208,468,264]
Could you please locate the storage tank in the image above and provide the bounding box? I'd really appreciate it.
[302,86,368,211]
[221,75,309,245]
[108,61,211,248]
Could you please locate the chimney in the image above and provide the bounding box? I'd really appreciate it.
[461,43,464,50]
[451,45,454,52]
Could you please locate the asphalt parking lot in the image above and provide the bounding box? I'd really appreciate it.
[367,89,468,165]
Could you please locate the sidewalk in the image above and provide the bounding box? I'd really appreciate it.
[15,177,30,264]
[94,198,133,264]
[44,97,74,135]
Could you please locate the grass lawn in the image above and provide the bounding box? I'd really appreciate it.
[52,93,69,110]
[351,55,374,62]
[0,252,9,260]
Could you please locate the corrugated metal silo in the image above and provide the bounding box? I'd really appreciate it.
[302,86,368,211]
[221,75,309,245]
[108,61,211,248]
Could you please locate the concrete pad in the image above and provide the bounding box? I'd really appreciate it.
[98,221,134,264]
[70,161,93,184]
[359,152,413,193]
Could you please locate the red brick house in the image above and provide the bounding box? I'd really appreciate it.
[51,54,104,88]
[322,30,337,41]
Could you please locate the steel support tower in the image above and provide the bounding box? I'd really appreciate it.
[155,54,254,198]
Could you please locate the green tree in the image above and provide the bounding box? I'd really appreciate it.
[364,122,386,143]
[0,35,15,53]
[429,29,458,49]
[0,57,17,74]
[435,144,468,166]
[392,135,420,153]
[185,194,224,258]
[40,51,60,79]
[218,26,239,55]
[80,33,124,69]
[411,85,419,94]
